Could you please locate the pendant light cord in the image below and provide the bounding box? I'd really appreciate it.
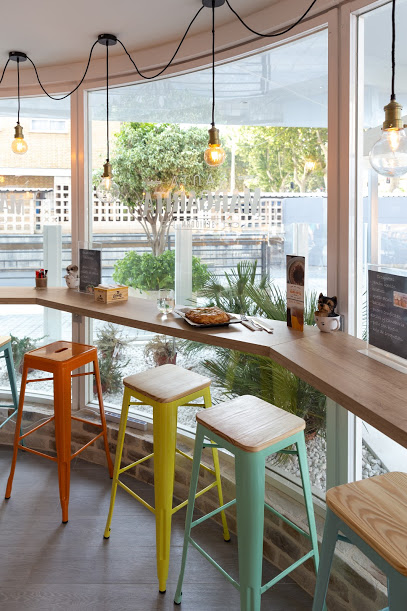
[225,0,318,38]
[106,43,110,162]
[391,0,396,100]
[17,57,21,124]
[117,5,204,80]
[211,1,215,127]
[0,0,319,98]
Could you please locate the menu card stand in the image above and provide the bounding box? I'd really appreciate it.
[359,265,407,374]
[78,241,102,294]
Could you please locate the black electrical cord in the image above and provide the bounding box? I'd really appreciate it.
[106,43,110,162]
[225,0,318,38]
[391,0,396,100]
[26,40,99,101]
[117,5,204,80]
[211,0,215,127]
[0,58,10,86]
[17,57,20,124]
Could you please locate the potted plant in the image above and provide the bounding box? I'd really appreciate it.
[94,323,132,394]
[10,334,46,374]
[144,335,177,367]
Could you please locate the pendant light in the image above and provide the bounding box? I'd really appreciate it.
[203,0,226,167]
[96,34,120,204]
[10,52,28,155]
[369,0,407,177]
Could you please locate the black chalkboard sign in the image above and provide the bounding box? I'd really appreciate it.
[368,269,407,361]
[79,248,101,294]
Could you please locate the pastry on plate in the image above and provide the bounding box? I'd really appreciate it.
[185,306,231,325]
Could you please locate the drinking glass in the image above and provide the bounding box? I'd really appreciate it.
[157,289,175,314]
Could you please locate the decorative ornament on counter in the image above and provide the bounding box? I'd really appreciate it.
[315,293,338,317]
[64,264,79,289]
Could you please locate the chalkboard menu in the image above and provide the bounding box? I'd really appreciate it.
[79,248,101,294]
[369,268,407,361]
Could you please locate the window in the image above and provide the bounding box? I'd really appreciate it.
[31,118,68,133]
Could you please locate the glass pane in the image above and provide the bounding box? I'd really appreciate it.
[0,96,71,397]
[357,1,407,477]
[88,29,328,493]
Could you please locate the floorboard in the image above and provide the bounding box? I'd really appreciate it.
[0,445,312,610]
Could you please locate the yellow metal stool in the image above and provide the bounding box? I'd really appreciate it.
[103,364,230,593]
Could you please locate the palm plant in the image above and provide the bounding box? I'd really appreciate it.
[187,261,326,436]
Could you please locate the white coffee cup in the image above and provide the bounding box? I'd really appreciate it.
[315,314,341,332]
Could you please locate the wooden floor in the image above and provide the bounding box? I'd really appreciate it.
[0,445,312,611]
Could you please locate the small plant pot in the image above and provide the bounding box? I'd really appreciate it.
[154,353,177,367]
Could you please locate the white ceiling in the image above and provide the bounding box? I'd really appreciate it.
[3,0,275,69]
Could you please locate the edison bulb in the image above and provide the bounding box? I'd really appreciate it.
[96,175,119,204]
[369,128,407,177]
[11,137,28,155]
[204,143,226,167]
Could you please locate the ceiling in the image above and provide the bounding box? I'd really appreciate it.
[2,0,276,69]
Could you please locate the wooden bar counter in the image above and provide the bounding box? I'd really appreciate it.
[1,287,406,449]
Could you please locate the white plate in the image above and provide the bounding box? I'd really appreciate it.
[174,307,242,328]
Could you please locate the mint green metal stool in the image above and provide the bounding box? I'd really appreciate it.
[174,395,320,611]
[0,336,20,434]
[313,472,407,611]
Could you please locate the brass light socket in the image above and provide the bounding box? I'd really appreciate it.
[102,161,113,178]
[14,123,24,139]
[383,98,404,130]
[208,126,220,146]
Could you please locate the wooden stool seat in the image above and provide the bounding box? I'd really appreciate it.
[0,335,11,349]
[123,363,211,403]
[27,340,96,364]
[5,340,113,523]
[197,395,305,453]
[326,472,407,576]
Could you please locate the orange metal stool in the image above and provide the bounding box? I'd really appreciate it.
[5,341,113,523]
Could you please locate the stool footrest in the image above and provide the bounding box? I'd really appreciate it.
[71,415,102,426]
[119,452,154,474]
[261,549,315,594]
[17,444,58,462]
[188,535,240,591]
[264,502,311,540]
[19,416,55,440]
[172,481,218,515]
[191,499,237,529]
[175,448,216,475]
[0,410,18,429]
[117,479,155,514]
[71,432,104,459]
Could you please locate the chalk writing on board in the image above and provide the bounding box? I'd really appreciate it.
[79,249,101,294]
[368,270,407,360]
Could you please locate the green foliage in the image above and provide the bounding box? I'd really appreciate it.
[10,335,45,373]
[232,126,327,193]
[184,261,326,436]
[144,335,177,367]
[94,323,131,394]
[113,249,210,292]
[110,122,228,255]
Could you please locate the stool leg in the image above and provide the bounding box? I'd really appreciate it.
[312,509,339,611]
[174,423,205,605]
[203,387,230,542]
[5,362,28,499]
[93,356,113,478]
[388,571,407,610]
[53,369,72,523]
[235,450,265,611]
[153,401,178,594]
[297,433,320,571]
[3,343,24,444]
[104,386,132,539]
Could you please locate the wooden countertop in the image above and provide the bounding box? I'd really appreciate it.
[1,287,406,448]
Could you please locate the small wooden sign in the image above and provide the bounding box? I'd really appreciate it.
[79,248,101,294]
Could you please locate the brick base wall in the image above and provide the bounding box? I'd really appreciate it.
[0,405,388,610]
